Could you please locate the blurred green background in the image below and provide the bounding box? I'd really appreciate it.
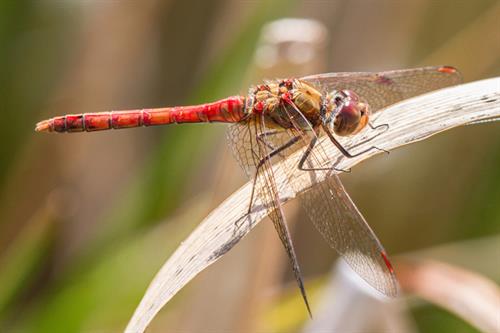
[0,0,499,332]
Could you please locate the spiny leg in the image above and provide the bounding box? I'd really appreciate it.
[321,123,389,158]
[279,93,352,172]
[364,121,390,144]
[234,135,301,231]
[247,135,300,214]
[369,121,389,132]
[297,135,351,173]
[257,130,285,152]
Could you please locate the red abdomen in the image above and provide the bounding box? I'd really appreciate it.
[36,96,246,133]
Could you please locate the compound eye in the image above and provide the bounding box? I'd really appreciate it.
[333,101,362,136]
[333,101,370,136]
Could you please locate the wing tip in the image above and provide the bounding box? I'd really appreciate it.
[305,297,313,319]
[437,65,458,74]
[437,65,463,83]
[380,250,400,297]
[380,250,394,274]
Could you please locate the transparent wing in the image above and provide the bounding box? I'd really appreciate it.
[226,119,259,177]
[227,119,298,177]
[275,101,399,297]
[227,117,312,315]
[300,173,398,296]
[301,65,462,112]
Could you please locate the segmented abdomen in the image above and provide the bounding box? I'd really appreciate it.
[36,96,246,133]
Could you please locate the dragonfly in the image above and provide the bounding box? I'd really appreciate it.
[36,65,461,315]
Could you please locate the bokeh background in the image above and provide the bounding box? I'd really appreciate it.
[1,0,499,332]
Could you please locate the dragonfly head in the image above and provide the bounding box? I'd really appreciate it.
[324,90,370,136]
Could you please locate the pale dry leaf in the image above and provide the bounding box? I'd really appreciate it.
[126,77,500,333]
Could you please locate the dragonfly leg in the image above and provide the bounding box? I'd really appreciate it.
[369,121,389,132]
[366,121,390,142]
[297,135,351,173]
[280,93,352,172]
[247,135,301,215]
[257,130,284,152]
[234,135,302,231]
[321,123,389,158]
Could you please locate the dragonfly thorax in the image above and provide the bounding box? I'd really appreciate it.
[249,79,323,129]
[248,80,370,135]
[325,90,370,136]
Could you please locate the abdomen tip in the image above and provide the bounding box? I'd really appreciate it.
[35,120,51,132]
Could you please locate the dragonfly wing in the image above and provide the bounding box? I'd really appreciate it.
[227,119,257,177]
[301,66,462,112]
[276,101,399,297]
[227,119,299,177]
[300,173,398,296]
[227,118,312,315]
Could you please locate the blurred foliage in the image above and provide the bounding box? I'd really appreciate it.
[0,204,56,317]
[413,304,480,333]
[411,0,498,63]
[454,135,500,238]
[0,2,77,190]
[263,277,324,332]
[12,198,206,333]
[0,0,498,332]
